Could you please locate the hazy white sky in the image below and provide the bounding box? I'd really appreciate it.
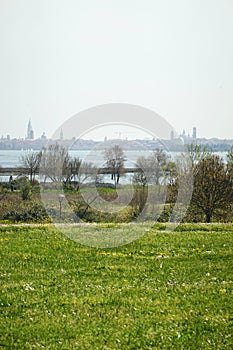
[0,0,233,140]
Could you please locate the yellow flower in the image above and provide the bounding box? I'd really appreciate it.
[219,288,227,294]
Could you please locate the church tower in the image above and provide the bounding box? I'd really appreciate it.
[192,127,197,140]
[26,119,34,139]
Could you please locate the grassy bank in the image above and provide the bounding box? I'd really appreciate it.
[0,223,232,349]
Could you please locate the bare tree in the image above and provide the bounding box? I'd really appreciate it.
[40,145,97,189]
[62,157,81,185]
[104,145,126,188]
[136,149,168,185]
[20,151,42,183]
[40,143,69,182]
[75,161,97,190]
[186,143,212,171]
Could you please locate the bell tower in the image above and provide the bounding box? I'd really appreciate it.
[26,119,34,139]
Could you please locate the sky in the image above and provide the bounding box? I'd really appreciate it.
[0,0,233,140]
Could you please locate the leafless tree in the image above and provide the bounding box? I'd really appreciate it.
[40,143,69,182]
[104,145,126,188]
[20,151,42,183]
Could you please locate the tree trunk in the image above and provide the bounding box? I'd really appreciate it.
[205,211,212,223]
[117,172,120,184]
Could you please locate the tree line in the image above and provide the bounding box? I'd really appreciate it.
[19,143,233,223]
[132,144,233,223]
[20,144,126,188]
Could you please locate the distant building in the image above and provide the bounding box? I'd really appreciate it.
[60,129,63,140]
[180,128,197,142]
[192,127,197,140]
[41,132,47,140]
[26,119,34,139]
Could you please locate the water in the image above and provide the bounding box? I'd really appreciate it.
[0,149,229,184]
[0,149,228,168]
[0,149,152,168]
[0,149,141,184]
[0,150,27,168]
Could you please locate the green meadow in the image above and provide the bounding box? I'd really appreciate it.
[0,223,232,349]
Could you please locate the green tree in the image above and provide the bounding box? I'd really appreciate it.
[191,155,232,222]
[20,178,32,201]
[132,170,148,215]
[227,148,233,179]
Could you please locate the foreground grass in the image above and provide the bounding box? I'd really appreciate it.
[0,223,232,349]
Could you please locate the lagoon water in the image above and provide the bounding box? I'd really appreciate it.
[0,149,144,184]
[0,149,228,185]
[0,149,228,168]
[0,149,148,168]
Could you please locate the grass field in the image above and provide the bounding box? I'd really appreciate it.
[0,223,232,349]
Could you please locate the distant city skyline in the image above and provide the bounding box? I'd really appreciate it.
[1,118,232,142]
[1,1,233,140]
[1,119,202,141]
[1,113,232,141]
[2,111,233,140]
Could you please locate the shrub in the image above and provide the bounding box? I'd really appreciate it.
[1,201,50,223]
[21,181,32,201]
